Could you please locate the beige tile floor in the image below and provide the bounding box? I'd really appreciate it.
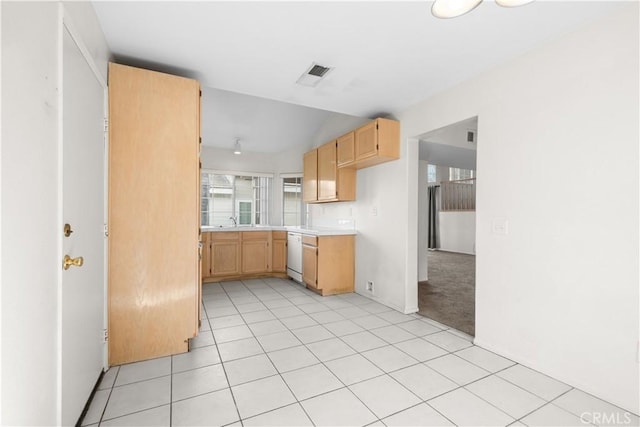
[83,278,638,426]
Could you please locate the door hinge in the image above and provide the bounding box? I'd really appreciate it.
[103,118,109,133]
[376,123,379,130]
[104,224,109,237]
[376,144,379,150]
[199,90,202,97]
[103,329,108,343]
[199,137,202,144]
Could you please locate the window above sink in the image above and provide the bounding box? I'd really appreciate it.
[201,171,272,227]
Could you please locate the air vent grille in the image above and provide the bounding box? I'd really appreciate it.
[308,65,331,77]
[467,131,475,143]
[296,62,333,87]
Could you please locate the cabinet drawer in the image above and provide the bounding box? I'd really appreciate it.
[302,235,317,247]
[272,231,287,240]
[241,231,270,241]
[210,231,240,241]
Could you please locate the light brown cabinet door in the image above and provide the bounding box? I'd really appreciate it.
[302,243,318,288]
[303,150,318,203]
[337,132,355,167]
[242,240,269,273]
[318,141,337,201]
[201,233,212,279]
[316,235,355,295]
[212,241,241,276]
[108,63,200,365]
[272,239,287,273]
[355,121,378,161]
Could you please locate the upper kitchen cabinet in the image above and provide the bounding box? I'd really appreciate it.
[304,140,356,204]
[303,150,318,203]
[108,63,200,366]
[336,132,355,167]
[350,118,400,169]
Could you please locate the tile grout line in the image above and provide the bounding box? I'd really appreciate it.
[200,296,244,426]
[205,279,597,427]
[230,278,423,424]
[223,278,318,425]
[231,278,437,425]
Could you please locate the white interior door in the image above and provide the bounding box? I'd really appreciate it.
[61,25,106,425]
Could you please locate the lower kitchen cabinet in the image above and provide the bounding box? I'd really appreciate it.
[211,232,241,277]
[241,231,270,274]
[302,234,354,296]
[202,230,289,281]
[272,231,287,273]
[302,237,318,289]
[201,232,211,281]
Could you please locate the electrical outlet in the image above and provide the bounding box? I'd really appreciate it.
[366,281,374,292]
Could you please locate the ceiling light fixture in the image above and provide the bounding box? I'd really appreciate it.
[233,139,242,155]
[431,0,534,19]
[495,0,535,7]
[431,0,482,18]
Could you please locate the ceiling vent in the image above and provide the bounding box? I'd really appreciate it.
[296,62,333,87]
[467,131,476,144]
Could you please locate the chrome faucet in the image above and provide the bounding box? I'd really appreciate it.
[229,216,238,226]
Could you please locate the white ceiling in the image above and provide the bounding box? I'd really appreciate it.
[419,116,477,168]
[92,1,622,152]
[201,87,364,152]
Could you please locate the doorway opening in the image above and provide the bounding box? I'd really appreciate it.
[416,117,477,336]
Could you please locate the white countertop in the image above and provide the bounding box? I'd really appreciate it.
[285,226,356,236]
[201,225,356,236]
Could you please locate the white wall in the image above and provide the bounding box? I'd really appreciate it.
[308,135,415,313]
[417,160,429,281]
[308,2,638,413]
[201,145,306,226]
[438,212,475,254]
[1,2,110,424]
[400,4,638,414]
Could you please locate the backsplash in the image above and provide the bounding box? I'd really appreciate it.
[307,202,356,229]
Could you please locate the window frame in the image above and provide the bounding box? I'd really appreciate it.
[201,169,273,227]
[281,173,304,227]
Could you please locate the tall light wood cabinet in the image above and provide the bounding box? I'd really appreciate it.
[108,63,200,366]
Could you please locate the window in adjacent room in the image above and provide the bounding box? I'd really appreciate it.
[282,175,303,226]
[201,171,272,227]
[449,167,475,182]
[427,164,437,184]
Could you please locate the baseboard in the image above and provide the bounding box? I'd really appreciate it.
[472,338,639,416]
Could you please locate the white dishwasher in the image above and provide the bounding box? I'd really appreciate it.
[287,232,303,283]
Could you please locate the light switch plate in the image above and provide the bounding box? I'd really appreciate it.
[492,218,509,235]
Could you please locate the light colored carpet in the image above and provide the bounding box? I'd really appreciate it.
[418,250,475,336]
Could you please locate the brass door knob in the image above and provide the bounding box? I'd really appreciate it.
[63,255,84,270]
